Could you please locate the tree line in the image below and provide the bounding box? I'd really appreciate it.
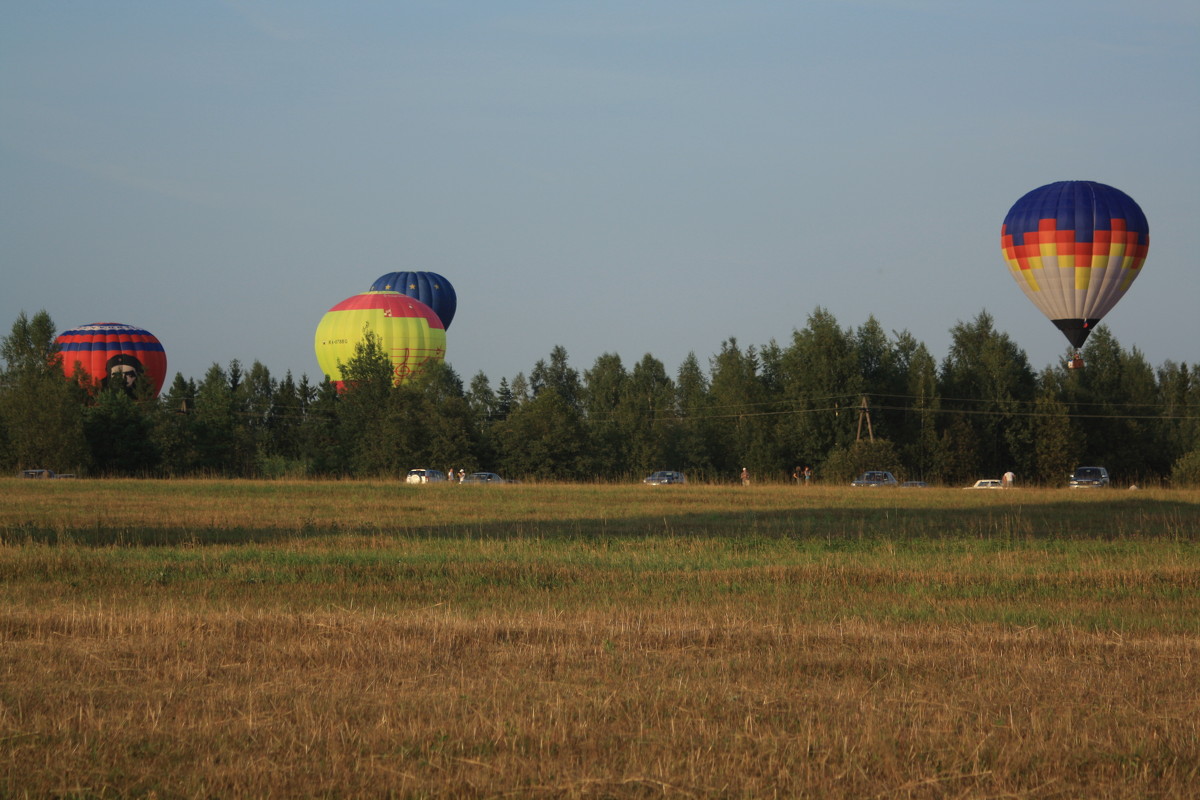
[3,309,1199,486]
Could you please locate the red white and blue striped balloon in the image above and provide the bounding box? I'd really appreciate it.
[56,322,168,397]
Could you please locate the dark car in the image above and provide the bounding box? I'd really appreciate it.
[20,469,75,479]
[644,471,686,485]
[851,471,898,487]
[1068,466,1110,488]
[462,472,509,484]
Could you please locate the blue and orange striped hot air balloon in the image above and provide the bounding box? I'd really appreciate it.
[56,322,168,397]
[1001,181,1149,358]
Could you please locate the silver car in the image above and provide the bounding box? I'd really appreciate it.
[462,472,509,484]
[851,471,898,487]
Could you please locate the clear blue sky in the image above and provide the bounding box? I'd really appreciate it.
[3,1,1197,388]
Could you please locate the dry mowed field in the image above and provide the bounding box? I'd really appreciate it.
[1,480,1197,798]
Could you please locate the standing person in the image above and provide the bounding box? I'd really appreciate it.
[741,467,750,486]
[803,465,813,486]
[1003,470,1015,489]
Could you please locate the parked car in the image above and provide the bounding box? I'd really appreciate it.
[462,472,510,484]
[20,469,75,479]
[1068,466,1110,489]
[850,471,898,487]
[965,479,1004,489]
[405,468,448,484]
[644,470,686,485]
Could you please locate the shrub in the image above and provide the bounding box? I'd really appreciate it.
[1170,448,1200,488]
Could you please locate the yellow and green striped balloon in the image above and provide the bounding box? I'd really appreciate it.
[314,291,446,388]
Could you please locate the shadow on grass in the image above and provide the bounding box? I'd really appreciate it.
[4,496,1198,547]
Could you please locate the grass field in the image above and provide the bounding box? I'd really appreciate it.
[1,480,1197,798]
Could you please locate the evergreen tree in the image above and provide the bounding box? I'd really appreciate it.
[411,362,477,472]
[1030,368,1079,485]
[939,311,1036,482]
[299,377,342,475]
[193,364,233,473]
[530,345,582,410]
[1073,329,1167,484]
[777,309,861,474]
[854,317,907,440]
[268,371,304,465]
[896,336,944,482]
[497,390,588,480]
[0,310,60,375]
[494,377,514,420]
[708,338,772,478]
[509,373,530,407]
[1159,361,1199,467]
[154,374,199,476]
[84,381,160,475]
[621,354,677,475]
[338,330,400,476]
[674,352,717,479]
[237,361,276,473]
[467,371,500,470]
[582,353,629,478]
[466,371,497,422]
[0,310,89,472]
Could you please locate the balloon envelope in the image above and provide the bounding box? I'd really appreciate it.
[314,291,446,387]
[369,271,457,329]
[1001,181,1149,349]
[56,322,168,398]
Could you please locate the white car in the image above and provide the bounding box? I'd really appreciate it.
[965,479,1003,489]
[405,468,447,484]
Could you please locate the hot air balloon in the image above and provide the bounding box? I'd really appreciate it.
[314,291,446,388]
[369,271,457,330]
[1001,181,1149,368]
[56,322,168,398]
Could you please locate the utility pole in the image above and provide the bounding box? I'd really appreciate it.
[856,396,874,442]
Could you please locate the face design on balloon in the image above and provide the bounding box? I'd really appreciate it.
[54,323,168,398]
[104,354,143,395]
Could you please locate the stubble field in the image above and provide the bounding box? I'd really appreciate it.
[1,480,1197,798]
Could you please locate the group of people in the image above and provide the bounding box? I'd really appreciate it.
[446,468,466,483]
[740,466,814,486]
